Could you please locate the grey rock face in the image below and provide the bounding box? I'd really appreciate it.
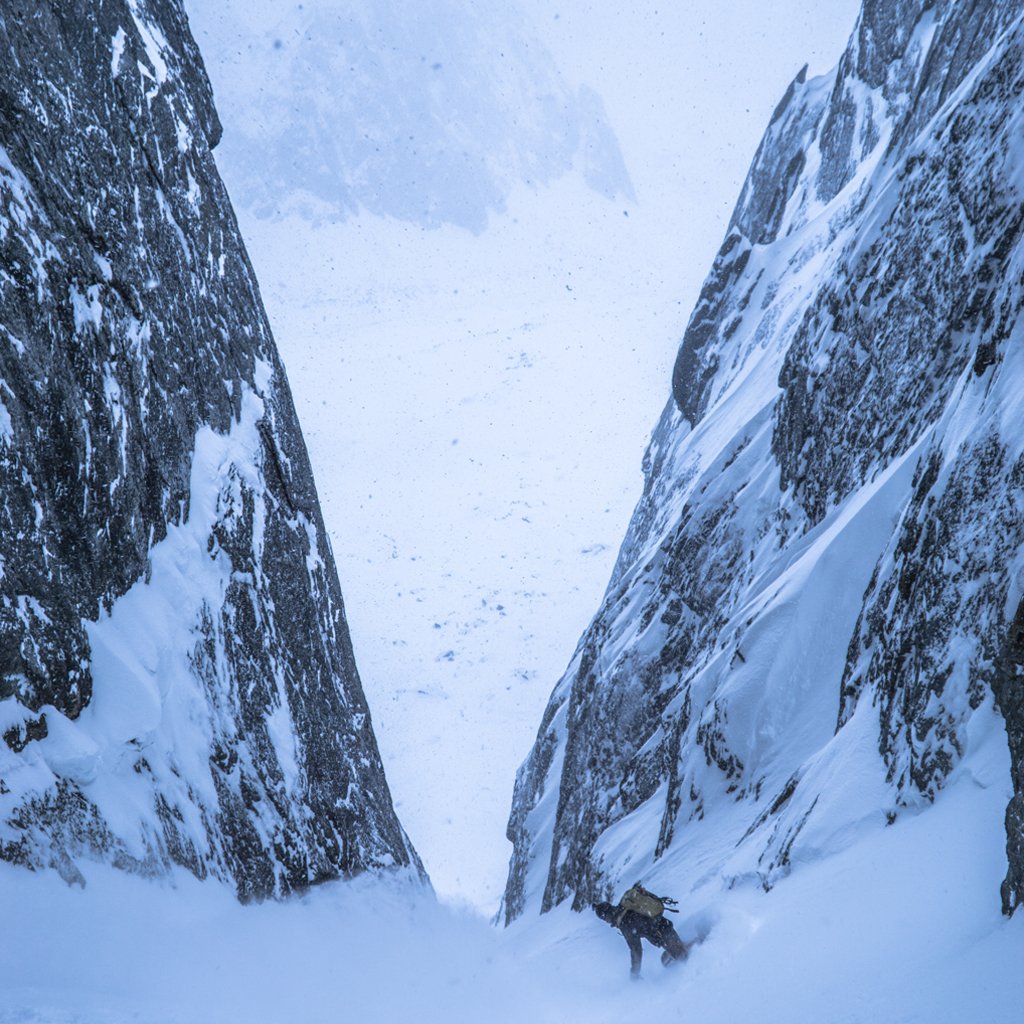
[996,596,1024,912]
[0,0,422,897]
[504,0,1024,922]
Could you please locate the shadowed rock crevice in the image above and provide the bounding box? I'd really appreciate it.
[995,596,1024,914]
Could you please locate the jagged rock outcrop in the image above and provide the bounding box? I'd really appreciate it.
[0,0,422,897]
[504,0,1024,923]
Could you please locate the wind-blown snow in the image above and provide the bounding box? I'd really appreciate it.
[186,0,632,232]
[2,725,1021,1023]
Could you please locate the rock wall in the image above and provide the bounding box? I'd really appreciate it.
[504,0,1024,922]
[0,0,422,898]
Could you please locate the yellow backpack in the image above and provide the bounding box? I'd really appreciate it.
[620,883,667,919]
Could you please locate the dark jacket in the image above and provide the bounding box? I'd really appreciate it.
[594,901,688,977]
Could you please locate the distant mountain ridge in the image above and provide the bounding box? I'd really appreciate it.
[0,0,422,897]
[503,0,1024,922]
[187,0,634,233]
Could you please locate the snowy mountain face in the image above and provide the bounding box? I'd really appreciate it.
[0,0,421,898]
[188,0,633,233]
[503,0,1024,923]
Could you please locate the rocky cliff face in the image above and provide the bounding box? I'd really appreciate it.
[503,0,1024,922]
[0,0,422,898]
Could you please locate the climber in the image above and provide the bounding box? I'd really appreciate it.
[593,881,688,979]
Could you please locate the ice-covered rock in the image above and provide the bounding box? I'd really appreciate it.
[0,0,422,898]
[503,0,1024,922]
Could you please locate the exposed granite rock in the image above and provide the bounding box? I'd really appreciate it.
[996,596,1024,913]
[504,0,1024,922]
[0,0,422,897]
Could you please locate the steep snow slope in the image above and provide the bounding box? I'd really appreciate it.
[0,0,420,896]
[189,0,860,911]
[2,734,1022,1023]
[505,0,1024,923]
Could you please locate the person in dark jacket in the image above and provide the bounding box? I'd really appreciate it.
[594,888,688,978]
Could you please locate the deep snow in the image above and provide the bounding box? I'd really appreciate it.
[3,723,1021,1023]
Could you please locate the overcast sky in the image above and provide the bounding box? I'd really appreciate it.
[514,0,862,313]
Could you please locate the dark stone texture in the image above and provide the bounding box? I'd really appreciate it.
[671,232,753,424]
[840,440,1024,797]
[0,0,423,896]
[776,27,1024,527]
[729,64,821,248]
[996,597,1024,914]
